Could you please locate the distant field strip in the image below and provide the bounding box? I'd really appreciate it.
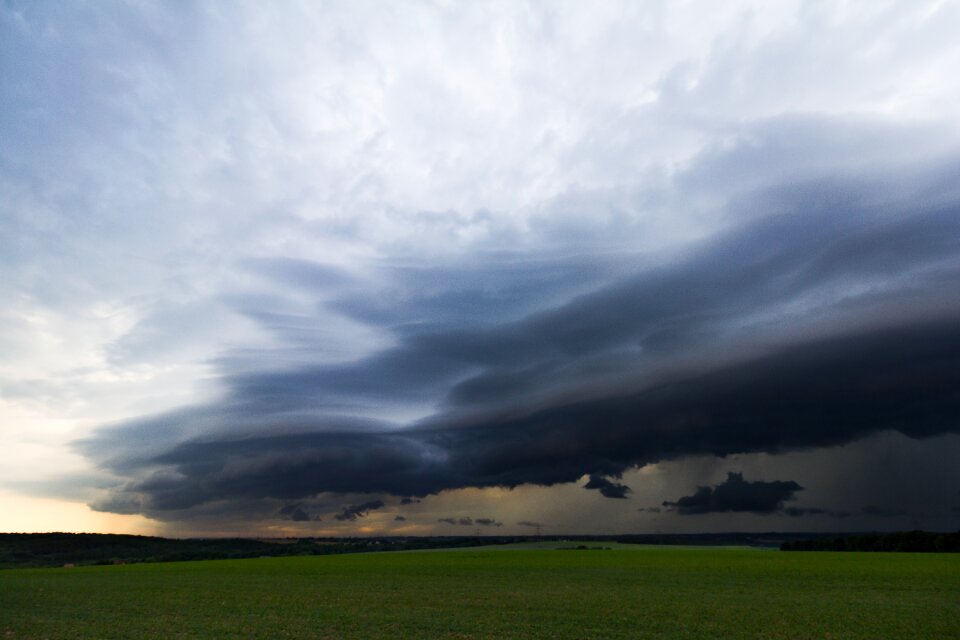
[1,547,957,639]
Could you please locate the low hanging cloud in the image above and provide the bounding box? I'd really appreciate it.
[474,518,503,527]
[333,500,385,522]
[437,516,501,527]
[662,472,803,515]
[583,475,631,499]
[278,502,315,522]
[85,311,960,522]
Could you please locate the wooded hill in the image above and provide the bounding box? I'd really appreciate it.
[780,530,960,552]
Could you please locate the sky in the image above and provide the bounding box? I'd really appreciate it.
[2,0,960,537]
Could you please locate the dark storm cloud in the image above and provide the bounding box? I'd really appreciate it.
[214,164,960,415]
[84,316,960,520]
[437,517,501,527]
[639,507,661,513]
[77,124,960,523]
[400,497,421,505]
[663,473,803,515]
[256,182,958,411]
[333,500,384,522]
[861,505,907,518]
[474,518,503,527]
[394,515,406,521]
[783,507,850,518]
[278,503,313,522]
[583,474,631,499]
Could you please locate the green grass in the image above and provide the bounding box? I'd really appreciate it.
[1,547,957,639]
[467,540,757,550]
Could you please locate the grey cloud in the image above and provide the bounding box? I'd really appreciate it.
[783,507,850,518]
[243,257,355,293]
[663,473,803,515]
[333,500,384,522]
[394,515,406,521]
[474,518,502,527]
[517,521,544,529]
[861,505,908,518]
[437,516,501,527]
[104,299,242,367]
[225,163,960,420]
[333,255,620,330]
[583,474,631,499]
[278,503,313,522]
[437,518,458,526]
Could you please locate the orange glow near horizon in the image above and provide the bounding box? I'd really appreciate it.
[0,490,160,535]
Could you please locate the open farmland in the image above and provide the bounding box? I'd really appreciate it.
[2,546,957,639]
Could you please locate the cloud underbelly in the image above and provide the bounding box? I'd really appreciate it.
[87,318,960,518]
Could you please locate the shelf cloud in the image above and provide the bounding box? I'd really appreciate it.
[81,167,960,522]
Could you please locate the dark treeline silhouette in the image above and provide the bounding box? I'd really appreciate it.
[0,533,488,569]
[781,530,960,552]
[2,531,828,568]
[8,530,954,568]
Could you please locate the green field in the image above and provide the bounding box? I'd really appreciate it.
[1,547,957,639]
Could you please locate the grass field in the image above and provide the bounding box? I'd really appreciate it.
[1,546,957,639]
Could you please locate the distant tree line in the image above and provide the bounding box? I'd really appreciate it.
[781,530,960,552]
[8,530,954,568]
[0,533,491,569]
[2,532,799,569]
